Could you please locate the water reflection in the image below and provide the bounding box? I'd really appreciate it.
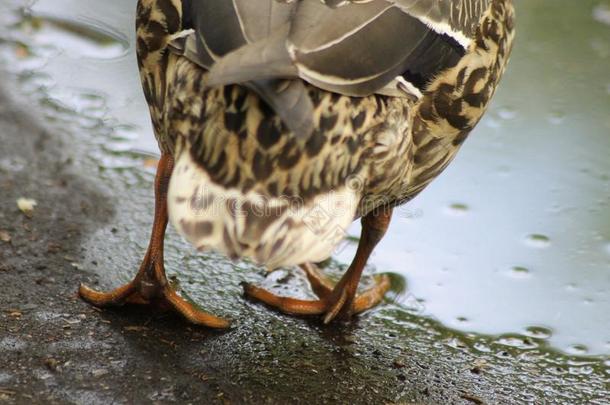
[2,0,609,357]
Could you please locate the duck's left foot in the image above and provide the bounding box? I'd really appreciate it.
[79,153,230,329]
[79,266,230,329]
[243,263,390,323]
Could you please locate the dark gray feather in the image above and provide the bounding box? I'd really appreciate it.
[173,0,491,138]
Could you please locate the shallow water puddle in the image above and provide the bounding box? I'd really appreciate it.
[2,0,609,359]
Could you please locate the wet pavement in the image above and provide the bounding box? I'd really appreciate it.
[1,0,609,403]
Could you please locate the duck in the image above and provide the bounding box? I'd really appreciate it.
[79,0,515,328]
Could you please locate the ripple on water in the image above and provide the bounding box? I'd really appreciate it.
[524,234,551,248]
[497,106,517,120]
[473,342,491,353]
[524,326,553,340]
[547,110,566,125]
[566,344,589,356]
[29,16,129,60]
[496,335,539,350]
[569,366,595,376]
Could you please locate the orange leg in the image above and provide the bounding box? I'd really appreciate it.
[79,154,230,329]
[244,208,393,324]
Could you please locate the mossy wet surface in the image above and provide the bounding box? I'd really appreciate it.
[1,0,609,403]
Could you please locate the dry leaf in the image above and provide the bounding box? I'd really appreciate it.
[0,230,11,243]
[17,198,37,217]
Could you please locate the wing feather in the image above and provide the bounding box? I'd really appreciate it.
[174,0,492,137]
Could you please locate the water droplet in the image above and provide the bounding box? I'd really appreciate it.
[444,203,469,216]
[473,342,491,353]
[496,336,538,350]
[524,326,552,340]
[547,366,568,376]
[524,234,551,248]
[566,344,589,356]
[445,337,468,350]
[604,242,610,256]
[497,107,517,120]
[508,266,531,279]
[569,366,594,376]
[547,110,566,125]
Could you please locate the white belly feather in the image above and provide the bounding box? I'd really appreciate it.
[168,149,360,269]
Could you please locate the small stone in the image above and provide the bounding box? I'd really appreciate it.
[44,358,60,372]
[393,359,406,369]
[92,369,109,377]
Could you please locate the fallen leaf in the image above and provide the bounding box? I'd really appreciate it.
[17,198,37,217]
[0,230,10,243]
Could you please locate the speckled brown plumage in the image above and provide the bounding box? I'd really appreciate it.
[159,0,515,216]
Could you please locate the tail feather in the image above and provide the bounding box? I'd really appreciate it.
[168,145,360,269]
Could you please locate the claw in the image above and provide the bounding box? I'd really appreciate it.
[79,280,230,328]
[243,266,390,323]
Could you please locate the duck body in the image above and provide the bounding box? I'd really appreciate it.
[138,0,515,268]
[79,0,515,326]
